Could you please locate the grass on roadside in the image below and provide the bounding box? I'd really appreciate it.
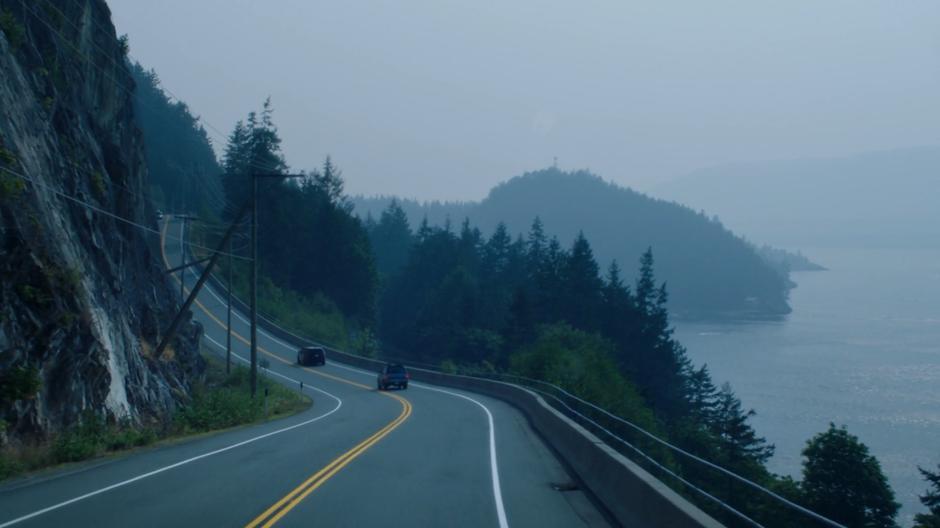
[0,355,310,481]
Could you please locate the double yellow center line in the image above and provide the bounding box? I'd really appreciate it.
[246,392,411,527]
[159,220,413,527]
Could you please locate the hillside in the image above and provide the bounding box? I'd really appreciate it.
[0,0,202,442]
[129,62,225,218]
[355,168,792,317]
[652,146,940,249]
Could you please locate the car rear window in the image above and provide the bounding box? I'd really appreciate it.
[387,365,406,374]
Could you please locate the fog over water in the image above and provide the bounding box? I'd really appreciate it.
[675,248,940,526]
[109,0,940,200]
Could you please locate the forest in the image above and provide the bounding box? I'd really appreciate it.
[354,169,793,318]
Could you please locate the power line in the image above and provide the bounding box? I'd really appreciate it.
[0,165,251,261]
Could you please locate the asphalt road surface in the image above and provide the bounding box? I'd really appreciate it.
[0,217,609,527]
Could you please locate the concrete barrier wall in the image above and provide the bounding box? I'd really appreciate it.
[193,265,723,527]
[301,346,724,528]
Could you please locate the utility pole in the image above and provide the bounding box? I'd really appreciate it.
[155,201,252,360]
[226,235,233,374]
[180,215,185,304]
[177,215,198,306]
[250,175,258,398]
[249,172,304,398]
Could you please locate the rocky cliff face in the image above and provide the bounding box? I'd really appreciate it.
[0,0,203,442]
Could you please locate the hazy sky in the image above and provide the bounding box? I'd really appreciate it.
[109,1,940,201]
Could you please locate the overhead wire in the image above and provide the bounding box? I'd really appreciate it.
[0,165,251,261]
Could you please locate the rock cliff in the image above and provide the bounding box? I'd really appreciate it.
[0,0,203,442]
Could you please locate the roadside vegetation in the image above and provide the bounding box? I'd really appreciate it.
[0,354,309,481]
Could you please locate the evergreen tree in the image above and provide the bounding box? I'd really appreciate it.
[915,465,940,528]
[685,364,719,424]
[502,287,535,353]
[626,248,691,417]
[457,218,483,274]
[368,200,413,277]
[221,119,251,217]
[711,383,774,466]
[484,223,512,276]
[600,260,637,344]
[636,247,658,315]
[801,424,899,528]
[561,232,603,330]
[313,155,348,208]
[417,216,432,241]
[250,98,287,174]
[526,216,547,269]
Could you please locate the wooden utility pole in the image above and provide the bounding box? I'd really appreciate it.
[249,172,304,398]
[226,235,233,374]
[155,204,251,360]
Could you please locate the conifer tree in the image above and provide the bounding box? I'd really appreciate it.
[685,364,719,424]
[801,424,899,528]
[636,247,657,316]
[562,232,603,330]
[915,465,940,528]
[711,383,774,465]
[369,200,413,277]
[526,216,547,268]
[484,223,512,276]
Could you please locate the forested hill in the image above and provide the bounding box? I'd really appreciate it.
[354,168,792,317]
[130,63,225,218]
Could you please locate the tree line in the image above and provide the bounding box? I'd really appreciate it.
[355,167,794,318]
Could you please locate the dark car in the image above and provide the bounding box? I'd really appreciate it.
[377,363,409,390]
[297,346,326,366]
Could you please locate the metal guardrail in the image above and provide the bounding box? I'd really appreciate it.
[472,373,845,528]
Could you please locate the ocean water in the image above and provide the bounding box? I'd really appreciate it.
[673,248,940,526]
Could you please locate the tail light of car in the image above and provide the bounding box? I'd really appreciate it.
[406,372,410,379]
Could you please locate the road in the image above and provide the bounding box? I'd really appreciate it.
[0,217,609,527]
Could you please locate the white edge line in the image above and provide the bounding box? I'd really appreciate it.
[0,338,342,528]
[325,361,509,528]
[196,261,509,527]
[414,384,509,528]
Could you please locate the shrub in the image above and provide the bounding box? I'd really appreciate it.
[90,171,107,199]
[0,9,25,51]
[0,146,16,166]
[52,412,107,463]
[174,361,308,434]
[0,364,41,404]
